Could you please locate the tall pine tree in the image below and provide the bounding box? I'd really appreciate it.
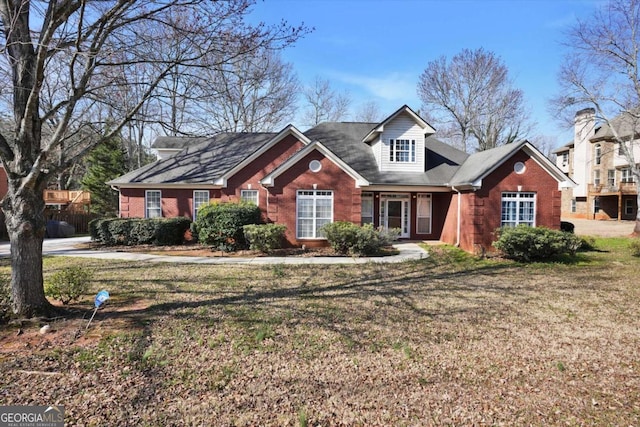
[81,135,128,217]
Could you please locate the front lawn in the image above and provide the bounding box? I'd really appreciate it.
[0,239,639,425]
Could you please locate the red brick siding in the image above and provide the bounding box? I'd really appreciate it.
[460,151,561,253]
[268,150,359,246]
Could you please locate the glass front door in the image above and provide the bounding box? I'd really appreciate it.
[380,194,410,238]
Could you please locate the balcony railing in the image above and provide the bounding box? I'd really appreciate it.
[44,190,91,206]
[588,182,637,194]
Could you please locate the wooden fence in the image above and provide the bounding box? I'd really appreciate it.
[0,211,98,240]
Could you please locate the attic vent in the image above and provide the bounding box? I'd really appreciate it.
[514,162,526,174]
[309,160,322,173]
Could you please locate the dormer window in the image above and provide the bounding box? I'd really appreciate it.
[390,139,416,162]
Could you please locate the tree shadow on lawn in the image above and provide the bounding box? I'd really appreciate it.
[102,260,529,345]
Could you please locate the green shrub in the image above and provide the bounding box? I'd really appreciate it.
[45,266,93,305]
[630,239,640,257]
[321,222,399,256]
[492,225,583,262]
[194,202,262,251]
[321,221,359,254]
[243,224,286,253]
[90,217,191,246]
[154,217,192,245]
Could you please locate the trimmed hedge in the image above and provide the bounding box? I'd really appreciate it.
[89,217,191,246]
[492,225,582,262]
[321,222,399,256]
[243,224,287,253]
[194,202,262,252]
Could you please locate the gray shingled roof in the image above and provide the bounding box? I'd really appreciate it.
[109,132,276,185]
[592,111,640,141]
[151,136,206,149]
[304,122,467,186]
[110,121,536,188]
[450,140,527,185]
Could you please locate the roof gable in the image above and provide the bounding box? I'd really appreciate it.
[362,105,435,143]
[260,141,369,188]
[450,141,575,189]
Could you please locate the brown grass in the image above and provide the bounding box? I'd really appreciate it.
[1,239,639,425]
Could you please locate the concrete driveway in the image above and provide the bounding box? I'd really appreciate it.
[565,219,636,237]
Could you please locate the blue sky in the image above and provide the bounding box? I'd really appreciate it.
[250,0,602,148]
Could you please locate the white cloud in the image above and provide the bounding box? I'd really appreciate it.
[330,71,417,102]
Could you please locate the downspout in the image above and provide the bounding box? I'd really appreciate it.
[452,186,461,247]
[260,184,270,222]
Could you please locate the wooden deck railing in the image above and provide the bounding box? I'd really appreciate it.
[43,190,91,206]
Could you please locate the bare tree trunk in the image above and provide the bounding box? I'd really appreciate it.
[2,182,53,318]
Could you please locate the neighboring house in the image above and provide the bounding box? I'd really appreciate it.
[553,108,639,221]
[109,105,572,253]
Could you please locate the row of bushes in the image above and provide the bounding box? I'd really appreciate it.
[89,217,191,246]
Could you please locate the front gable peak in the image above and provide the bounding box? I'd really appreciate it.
[362,105,435,143]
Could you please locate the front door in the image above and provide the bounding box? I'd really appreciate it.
[380,194,410,238]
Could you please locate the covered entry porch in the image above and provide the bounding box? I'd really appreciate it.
[359,190,452,240]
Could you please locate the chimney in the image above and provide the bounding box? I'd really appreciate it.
[572,108,596,198]
[574,108,596,145]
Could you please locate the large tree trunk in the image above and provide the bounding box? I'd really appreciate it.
[2,183,53,318]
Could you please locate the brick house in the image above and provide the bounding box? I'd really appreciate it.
[553,108,639,221]
[109,105,572,253]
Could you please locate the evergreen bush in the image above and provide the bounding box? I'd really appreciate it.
[194,202,262,251]
[321,222,399,256]
[243,224,287,253]
[492,225,582,262]
[89,217,191,246]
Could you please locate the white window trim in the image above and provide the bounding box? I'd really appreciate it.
[593,170,601,186]
[595,143,602,165]
[607,169,616,187]
[389,139,416,163]
[361,192,374,225]
[240,189,259,205]
[145,190,162,218]
[501,192,536,227]
[416,193,432,234]
[296,190,333,239]
[193,190,210,220]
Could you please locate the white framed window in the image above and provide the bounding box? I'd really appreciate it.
[561,152,569,166]
[625,199,634,215]
[361,192,374,225]
[389,139,416,163]
[571,198,577,213]
[501,192,535,227]
[594,170,601,186]
[193,190,209,220]
[240,189,259,205]
[595,144,602,165]
[622,168,635,183]
[416,193,432,234]
[145,190,162,218]
[296,190,333,239]
[607,169,616,187]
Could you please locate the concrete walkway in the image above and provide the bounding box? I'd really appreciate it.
[0,236,429,265]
